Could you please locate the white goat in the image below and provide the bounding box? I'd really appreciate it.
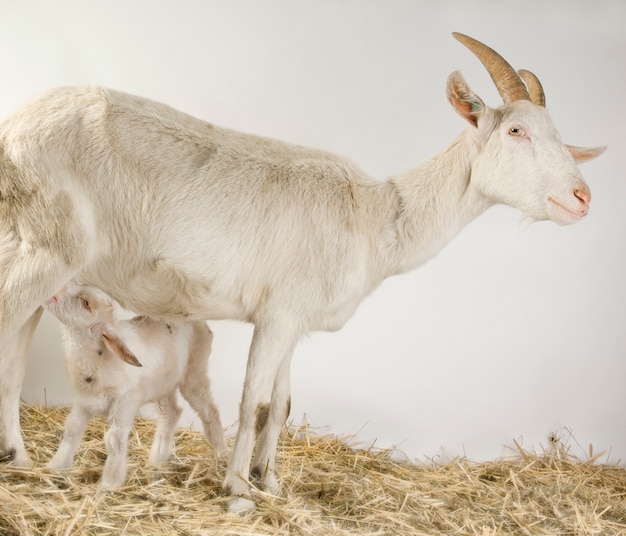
[43,282,226,489]
[0,33,604,510]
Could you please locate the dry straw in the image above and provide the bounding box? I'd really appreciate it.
[1,403,625,535]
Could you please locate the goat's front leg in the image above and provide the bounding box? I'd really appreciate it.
[250,353,292,495]
[0,308,43,466]
[46,404,92,469]
[148,393,182,466]
[222,320,299,513]
[101,400,140,489]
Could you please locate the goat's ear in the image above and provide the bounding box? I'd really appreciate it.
[567,144,607,164]
[101,331,143,367]
[446,71,486,128]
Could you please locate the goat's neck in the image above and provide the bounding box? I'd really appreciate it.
[383,131,491,276]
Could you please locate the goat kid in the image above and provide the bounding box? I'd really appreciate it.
[43,282,226,489]
[0,33,605,510]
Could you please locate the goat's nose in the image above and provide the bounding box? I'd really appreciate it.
[574,186,591,213]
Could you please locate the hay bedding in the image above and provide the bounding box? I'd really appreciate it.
[1,404,625,535]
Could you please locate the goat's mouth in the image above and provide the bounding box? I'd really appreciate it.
[547,196,588,224]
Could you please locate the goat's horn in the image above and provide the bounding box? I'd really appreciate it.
[452,32,530,104]
[518,69,546,107]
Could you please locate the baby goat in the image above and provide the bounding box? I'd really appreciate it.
[44,282,226,489]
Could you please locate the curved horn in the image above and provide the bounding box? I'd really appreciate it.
[452,32,530,104]
[518,69,546,107]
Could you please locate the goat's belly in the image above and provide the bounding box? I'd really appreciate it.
[105,282,247,322]
[80,259,249,322]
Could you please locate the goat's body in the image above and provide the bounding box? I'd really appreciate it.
[62,318,192,412]
[47,312,225,488]
[0,33,603,510]
[2,87,400,331]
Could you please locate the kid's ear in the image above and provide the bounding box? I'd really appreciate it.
[101,332,142,367]
[446,70,486,128]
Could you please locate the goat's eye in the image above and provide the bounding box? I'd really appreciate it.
[81,298,90,311]
[509,126,526,137]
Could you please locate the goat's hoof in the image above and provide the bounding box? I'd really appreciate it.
[263,473,280,495]
[46,455,72,471]
[3,449,33,467]
[227,495,256,514]
[222,475,255,512]
[215,445,230,459]
[0,448,16,463]
[250,465,280,495]
[99,477,125,490]
[147,455,168,467]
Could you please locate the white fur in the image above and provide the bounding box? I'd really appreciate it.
[0,36,603,510]
[43,282,226,489]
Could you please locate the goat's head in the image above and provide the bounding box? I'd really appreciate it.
[45,281,142,367]
[448,32,605,225]
[45,281,116,327]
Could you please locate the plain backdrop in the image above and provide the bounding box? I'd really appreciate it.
[3,0,624,464]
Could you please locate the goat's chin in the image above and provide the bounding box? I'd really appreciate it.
[546,198,587,226]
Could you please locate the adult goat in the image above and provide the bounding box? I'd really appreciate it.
[0,33,604,511]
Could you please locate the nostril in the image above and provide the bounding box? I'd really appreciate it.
[574,188,591,206]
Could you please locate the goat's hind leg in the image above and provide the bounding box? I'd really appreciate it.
[180,375,226,453]
[0,258,85,466]
[0,308,43,466]
[148,393,182,466]
[180,324,226,453]
[0,194,94,466]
